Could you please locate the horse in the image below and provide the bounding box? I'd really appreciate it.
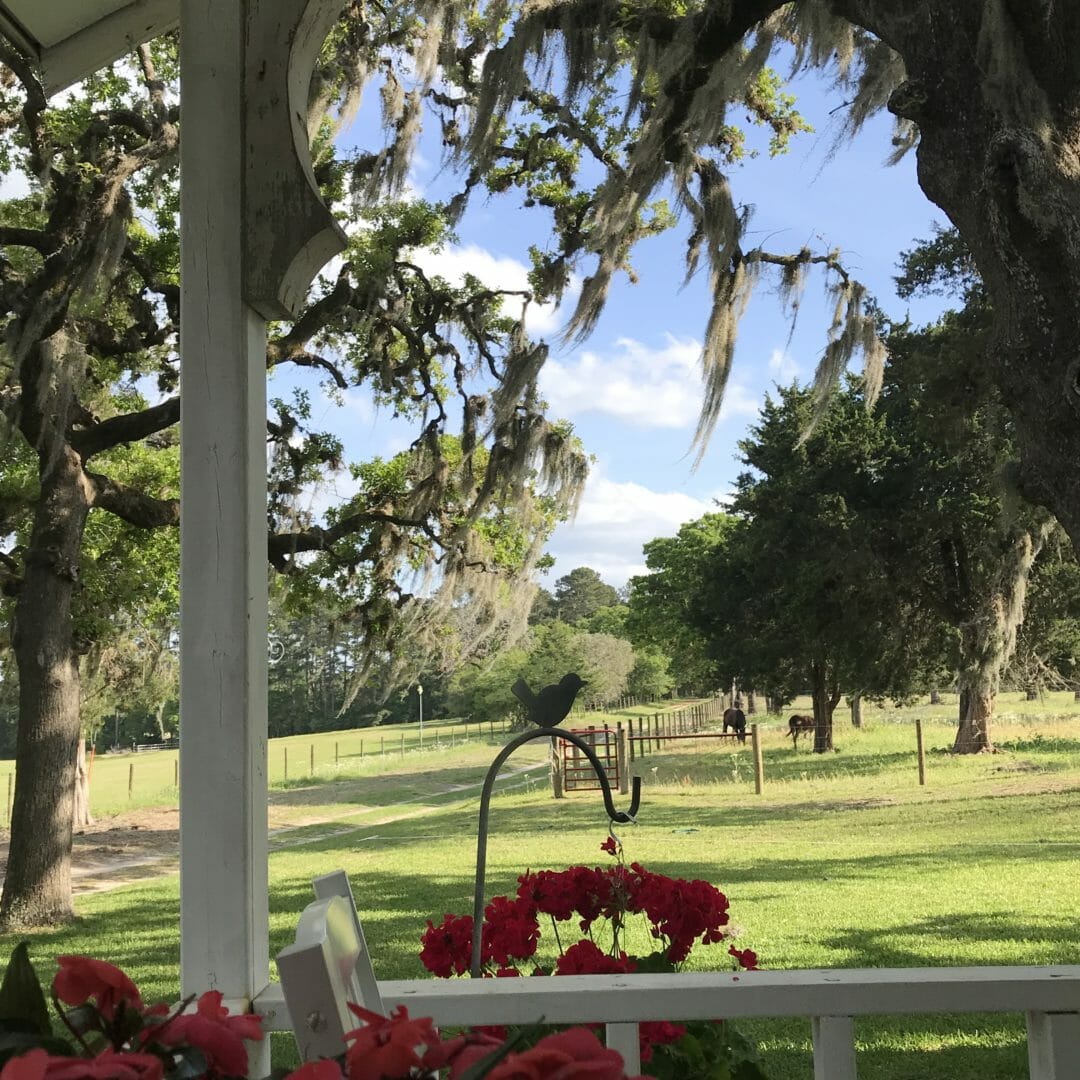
[722,706,746,744]
[787,714,815,749]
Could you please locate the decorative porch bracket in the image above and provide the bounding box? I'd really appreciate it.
[243,0,348,319]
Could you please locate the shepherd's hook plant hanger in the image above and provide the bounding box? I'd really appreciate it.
[470,726,642,977]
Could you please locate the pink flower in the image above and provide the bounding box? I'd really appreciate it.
[156,990,262,1077]
[52,957,143,1021]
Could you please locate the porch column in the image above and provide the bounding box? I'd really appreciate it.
[179,1,269,1065]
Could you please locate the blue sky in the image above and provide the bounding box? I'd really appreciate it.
[279,65,952,588]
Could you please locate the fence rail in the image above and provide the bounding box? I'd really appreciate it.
[256,965,1080,1080]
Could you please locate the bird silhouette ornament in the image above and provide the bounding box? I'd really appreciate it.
[511,672,587,728]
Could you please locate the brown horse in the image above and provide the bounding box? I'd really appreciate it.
[787,714,815,749]
[722,706,746,744]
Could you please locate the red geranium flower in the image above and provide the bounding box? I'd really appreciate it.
[156,990,262,1077]
[420,912,475,978]
[52,957,144,1022]
[600,836,618,856]
[452,1026,643,1080]
[554,940,635,977]
[0,1049,164,1080]
[729,946,759,970]
[283,1062,344,1080]
[342,1004,447,1080]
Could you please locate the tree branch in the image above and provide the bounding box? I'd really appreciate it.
[0,227,50,253]
[268,509,434,569]
[88,473,179,528]
[72,397,180,461]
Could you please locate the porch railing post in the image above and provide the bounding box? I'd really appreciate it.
[1027,1011,1080,1079]
[812,1016,857,1080]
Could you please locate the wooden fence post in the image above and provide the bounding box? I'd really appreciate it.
[335,741,339,765]
[400,732,405,758]
[128,763,135,799]
[550,738,564,799]
[284,747,288,781]
[916,718,926,786]
[174,759,179,788]
[310,743,314,776]
[752,724,764,795]
[617,724,630,795]
[360,739,363,761]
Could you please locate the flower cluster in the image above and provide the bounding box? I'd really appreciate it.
[419,842,758,1067]
[0,947,644,1080]
[290,1007,643,1080]
[0,951,263,1080]
[422,846,752,977]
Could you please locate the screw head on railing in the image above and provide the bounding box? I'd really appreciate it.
[306,1011,327,1033]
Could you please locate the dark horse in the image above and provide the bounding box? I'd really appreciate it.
[787,714,815,749]
[722,706,746,744]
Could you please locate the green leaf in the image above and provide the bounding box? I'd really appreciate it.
[629,950,674,974]
[0,943,50,1038]
[0,1032,73,1065]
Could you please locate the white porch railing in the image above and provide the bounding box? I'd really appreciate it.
[254,875,1080,1079]
[255,966,1080,1080]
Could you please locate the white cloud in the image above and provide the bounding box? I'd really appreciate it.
[410,243,571,336]
[768,347,799,382]
[545,468,719,586]
[540,335,760,429]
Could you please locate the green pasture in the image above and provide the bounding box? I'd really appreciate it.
[3,694,1080,1079]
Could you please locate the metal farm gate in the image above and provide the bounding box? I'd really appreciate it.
[561,726,619,792]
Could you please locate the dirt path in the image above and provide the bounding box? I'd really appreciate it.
[0,761,549,896]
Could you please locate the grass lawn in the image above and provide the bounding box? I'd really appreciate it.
[3,693,1079,1079]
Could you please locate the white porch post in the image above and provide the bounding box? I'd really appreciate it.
[179,0,269,1066]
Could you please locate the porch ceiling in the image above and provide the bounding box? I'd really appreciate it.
[0,0,177,94]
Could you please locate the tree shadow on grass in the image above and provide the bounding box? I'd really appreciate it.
[744,1014,1030,1080]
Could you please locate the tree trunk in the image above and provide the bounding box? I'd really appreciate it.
[952,524,1050,754]
[849,693,863,729]
[154,700,168,740]
[1025,687,1038,701]
[810,661,837,753]
[1,449,92,928]
[73,738,92,829]
[953,685,995,754]
[929,689,941,705]
[858,3,1080,558]
[746,689,756,714]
